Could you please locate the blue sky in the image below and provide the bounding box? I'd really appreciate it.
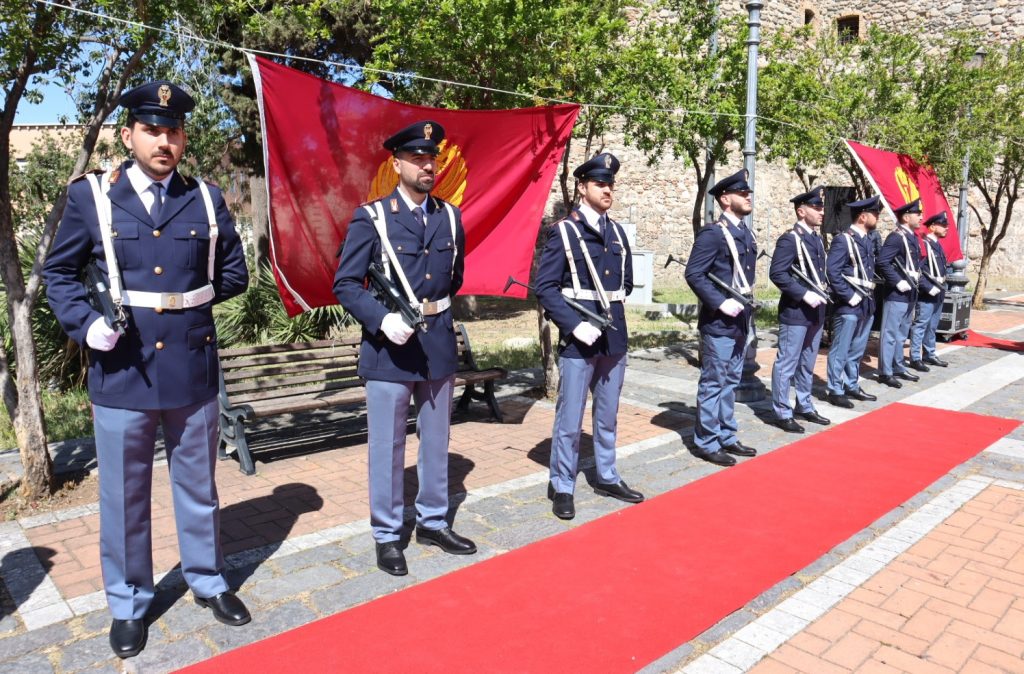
[15,78,89,125]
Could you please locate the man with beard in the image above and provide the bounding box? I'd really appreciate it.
[824,195,882,408]
[535,152,644,520]
[877,199,924,388]
[908,211,950,370]
[768,187,831,433]
[44,81,251,658]
[334,121,475,576]
[684,169,759,467]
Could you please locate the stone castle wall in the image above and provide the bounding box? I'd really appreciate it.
[539,1,1024,293]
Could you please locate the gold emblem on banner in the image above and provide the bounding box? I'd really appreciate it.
[366,140,468,206]
[894,167,920,207]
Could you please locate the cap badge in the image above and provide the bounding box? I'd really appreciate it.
[158,84,171,108]
[604,155,612,169]
[423,123,433,140]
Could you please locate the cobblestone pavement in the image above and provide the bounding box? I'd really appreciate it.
[0,307,1022,673]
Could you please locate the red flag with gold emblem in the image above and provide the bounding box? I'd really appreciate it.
[844,140,963,261]
[249,55,580,316]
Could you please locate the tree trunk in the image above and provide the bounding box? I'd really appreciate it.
[971,248,992,309]
[537,303,557,399]
[249,174,270,271]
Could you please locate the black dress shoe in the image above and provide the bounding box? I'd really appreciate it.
[415,526,477,555]
[375,541,408,576]
[827,393,854,408]
[552,493,575,519]
[908,360,930,372]
[795,410,831,425]
[877,375,902,389]
[195,591,251,626]
[697,450,736,467]
[923,356,948,367]
[846,388,877,402]
[722,442,756,457]
[774,417,805,433]
[895,371,920,382]
[110,618,147,658]
[594,479,645,503]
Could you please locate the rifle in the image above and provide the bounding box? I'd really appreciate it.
[920,270,947,292]
[504,276,616,332]
[84,260,126,336]
[664,254,761,310]
[789,264,833,304]
[841,274,874,299]
[893,262,920,291]
[367,263,427,332]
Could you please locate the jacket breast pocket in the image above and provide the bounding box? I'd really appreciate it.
[111,222,140,269]
[434,237,455,274]
[187,324,218,389]
[171,223,210,270]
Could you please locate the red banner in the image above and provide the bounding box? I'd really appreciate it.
[249,55,580,315]
[845,140,963,262]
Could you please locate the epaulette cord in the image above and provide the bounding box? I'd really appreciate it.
[68,168,104,185]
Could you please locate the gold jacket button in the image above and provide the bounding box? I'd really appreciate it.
[604,270,610,276]
[206,335,212,343]
[153,230,161,238]
[190,229,197,236]
[155,341,165,350]
[425,273,432,280]
[424,249,429,255]
[154,266,163,275]
[155,307,163,314]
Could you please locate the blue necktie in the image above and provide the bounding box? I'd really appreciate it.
[412,205,425,227]
[150,183,163,223]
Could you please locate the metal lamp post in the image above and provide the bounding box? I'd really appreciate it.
[735,0,766,403]
[704,0,720,226]
[948,46,987,293]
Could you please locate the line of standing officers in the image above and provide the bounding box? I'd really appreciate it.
[42,78,953,660]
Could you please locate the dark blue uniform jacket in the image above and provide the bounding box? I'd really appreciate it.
[878,227,921,305]
[43,161,249,410]
[333,188,465,382]
[917,237,948,305]
[534,209,633,359]
[769,225,828,327]
[684,215,758,339]
[826,228,876,318]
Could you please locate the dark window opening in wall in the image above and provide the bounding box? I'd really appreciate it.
[837,15,860,43]
[805,9,815,25]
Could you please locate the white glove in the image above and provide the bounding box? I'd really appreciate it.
[380,312,414,345]
[896,280,912,293]
[85,316,119,351]
[571,321,602,346]
[801,291,826,308]
[849,293,863,307]
[719,298,744,317]
[928,286,940,297]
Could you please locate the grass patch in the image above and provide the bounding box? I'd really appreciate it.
[475,342,543,371]
[0,388,92,449]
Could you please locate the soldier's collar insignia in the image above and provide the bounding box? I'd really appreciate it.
[390,198,399,214]
[158,84,171,108]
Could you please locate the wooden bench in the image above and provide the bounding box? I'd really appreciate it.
[216,324,506,475]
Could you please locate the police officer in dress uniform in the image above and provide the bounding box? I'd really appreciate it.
[908,212,950,370]
[534,153,644,520]
[334,121,476,576]
[43,81,251,658]
[684,169,759,467]
[876,199,924,388]
[824,195,882,408]
[768,187,831,433]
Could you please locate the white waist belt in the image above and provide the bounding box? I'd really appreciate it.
[420,296,451,316]
[844,275,876,290]
[562,288,625,302]
[123,284,215,310]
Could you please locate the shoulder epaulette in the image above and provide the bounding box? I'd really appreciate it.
[68,168,104,185]
[569,210,581,221]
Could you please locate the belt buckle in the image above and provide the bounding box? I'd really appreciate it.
[421,300,437,315]
[161,292,184,309]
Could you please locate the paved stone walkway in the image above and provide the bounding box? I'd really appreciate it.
[0,307,1022,673]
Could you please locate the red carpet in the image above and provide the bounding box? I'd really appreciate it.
[179,404,1018,674]
[962,329,1024,352]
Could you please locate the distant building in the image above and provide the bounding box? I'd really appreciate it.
[10,123,119,170]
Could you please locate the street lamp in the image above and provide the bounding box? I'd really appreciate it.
[736,0,766,403]
[949,46,987,293]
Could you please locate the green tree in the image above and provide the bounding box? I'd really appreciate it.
[0,0,197,497]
